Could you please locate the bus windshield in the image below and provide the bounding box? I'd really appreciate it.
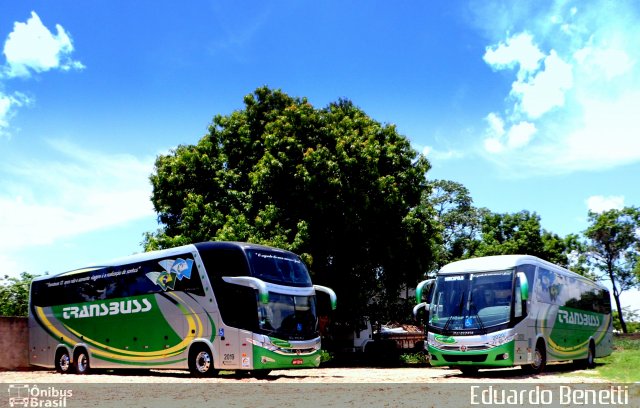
[246,249,312,286]
[258,293,318,340]
[429,269,514,333]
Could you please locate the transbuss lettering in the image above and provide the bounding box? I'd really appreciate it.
[62,298,152,320]
[557,309,600,327]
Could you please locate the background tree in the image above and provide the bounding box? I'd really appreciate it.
[584,207,640,333]
[474,210,572,266]
[146,87,437,324]
[425,179,482,271]
[0,272,35,317]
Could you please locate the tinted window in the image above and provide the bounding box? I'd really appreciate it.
[246,249,311,287]
[31,254,204,307]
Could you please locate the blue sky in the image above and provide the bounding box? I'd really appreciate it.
[1,1,639,311]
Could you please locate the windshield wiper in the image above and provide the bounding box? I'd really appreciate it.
[443,292,466,334]
[468,295,487,334]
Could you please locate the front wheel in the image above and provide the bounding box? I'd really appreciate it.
[189,345,218,377]
[523,341,546,374]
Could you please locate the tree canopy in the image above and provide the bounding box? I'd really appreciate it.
[0,272,35,317]
[146,87,437,322]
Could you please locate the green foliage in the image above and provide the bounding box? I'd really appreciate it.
[425,180,482,271]
[0,272,36,317]
[146,87,437,324]
[613,307,640,333]
[423,182,579,275]
[399,352,429,365]
[475,210,571,265]
[584,207,640,333]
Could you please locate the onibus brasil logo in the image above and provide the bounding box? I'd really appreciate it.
[7,384,72,407]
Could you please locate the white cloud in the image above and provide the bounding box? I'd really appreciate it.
[483,32,544,79]
[0,140,155,251]
[482,113,536,152]
[2,11,85,78]
[0,91,31,137]
[512,50,573,119]
[586,195,625,213]
[421,145,464,161]
[479,0,640,175]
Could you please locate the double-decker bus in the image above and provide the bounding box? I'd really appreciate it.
[415,255,612,374]
[29,241,336,377]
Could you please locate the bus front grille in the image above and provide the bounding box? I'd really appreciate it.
[442,354,488,363]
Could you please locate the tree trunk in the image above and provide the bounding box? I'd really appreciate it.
[609,269,627,333]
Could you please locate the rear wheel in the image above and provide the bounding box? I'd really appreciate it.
[54,349,72,374]
[73,349,90,375]
[189,345,218,377]
[578,342,596,369]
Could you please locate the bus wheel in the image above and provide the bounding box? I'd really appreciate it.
[189,345,217,377]
[523,340,546,374]
[73,349,90,375]
[584,342,596,369]
[54,349,72,374]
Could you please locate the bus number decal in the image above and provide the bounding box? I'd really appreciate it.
[224,354,235,361]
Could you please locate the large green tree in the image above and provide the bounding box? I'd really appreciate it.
[146,87,437,323]
[584,207,640,333]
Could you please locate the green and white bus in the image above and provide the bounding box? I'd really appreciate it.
[415,255,613,374]
[29,241,336,376]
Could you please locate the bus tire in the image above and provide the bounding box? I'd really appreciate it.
[54,348,72,374]
[73,348,90,375]
[584,341,596,369]
[189,344,217,377]
[523,340,546,374]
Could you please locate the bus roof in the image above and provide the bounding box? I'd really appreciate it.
[438,255,605,288]
[32,241,293,282]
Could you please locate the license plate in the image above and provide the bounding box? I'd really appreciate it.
[292,359,304,365]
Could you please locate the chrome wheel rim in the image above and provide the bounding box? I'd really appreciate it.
[59,354,70,372]
[77,354,88,372]
[195,351,211,373]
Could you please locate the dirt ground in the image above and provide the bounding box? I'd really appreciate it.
[3,365,634,408]
[0,363,606,384]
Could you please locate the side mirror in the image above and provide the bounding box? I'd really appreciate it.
[415,279,434,304]
[517,272,529,301]
[314,285,337,310]
[413,302,429,318]
[223,276,270,304]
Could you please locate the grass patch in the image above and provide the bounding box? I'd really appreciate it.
[593,335,640,382]
[567,334,640,382]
